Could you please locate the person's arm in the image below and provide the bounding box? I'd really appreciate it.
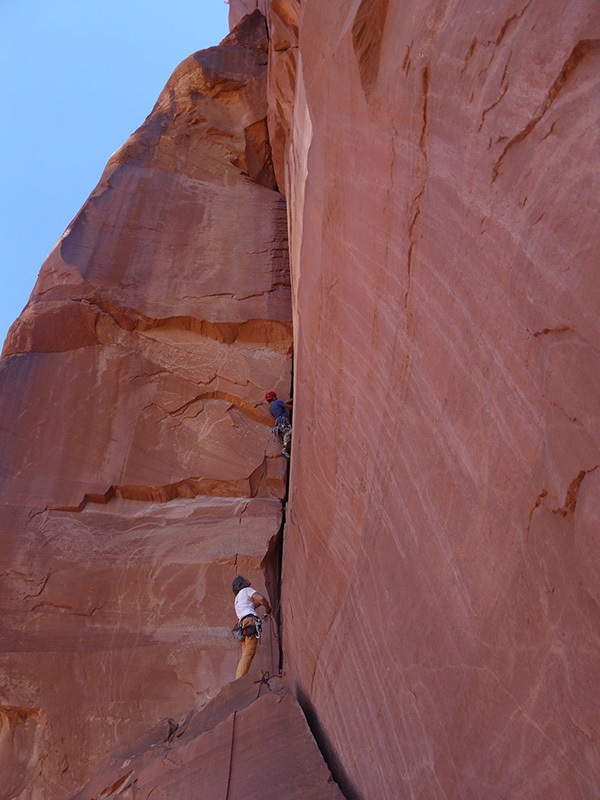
[251,591,271,615]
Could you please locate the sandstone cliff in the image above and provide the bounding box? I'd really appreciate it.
[272,0,600,798]
[2,1,600,799]
[0,12,310,799]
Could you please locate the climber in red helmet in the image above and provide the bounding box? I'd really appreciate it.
[265,391,292,421]
[265,391,293,458]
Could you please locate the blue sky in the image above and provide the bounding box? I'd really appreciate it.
[0,0,230,347]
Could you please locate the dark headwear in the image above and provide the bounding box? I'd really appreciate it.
[232,575,251,595]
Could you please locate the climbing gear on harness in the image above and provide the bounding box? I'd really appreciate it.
[233,614,262,641]
[273,417,291,459]
[272,416,291,441]
[282,429,291,459]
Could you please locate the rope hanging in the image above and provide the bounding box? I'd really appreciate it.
[225,710,237,800]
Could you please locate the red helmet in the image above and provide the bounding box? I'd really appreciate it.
[265,391,277,401]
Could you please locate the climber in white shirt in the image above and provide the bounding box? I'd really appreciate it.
[232,575,271,679]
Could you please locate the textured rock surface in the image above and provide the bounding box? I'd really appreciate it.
[0,500,279,798]
[1,11,291,511]
[0,12,292,799]
[70,676,344,800]
[229,0,299,190]
[229,0,270,30]
[4,2,600,800]
[279,1,600,799]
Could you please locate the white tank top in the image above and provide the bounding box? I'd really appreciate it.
[234,587,258,620]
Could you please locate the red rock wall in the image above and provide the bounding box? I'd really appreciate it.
[70,676,344,800]
[4,2,600,799]
[279,1,600,798]
[0,13,292,799]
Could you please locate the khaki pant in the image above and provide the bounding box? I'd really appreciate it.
[235,616,259,679]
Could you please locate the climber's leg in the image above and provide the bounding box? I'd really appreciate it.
[236,634,258,679]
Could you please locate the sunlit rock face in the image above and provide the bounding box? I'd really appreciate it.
[278,1,600,799]
[1,11,290,510]
[0,11,291,799]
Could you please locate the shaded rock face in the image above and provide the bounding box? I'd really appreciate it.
[0,12,293,799]
[229,0,271,30]
[229,0,299,190]
[279,1,600,798]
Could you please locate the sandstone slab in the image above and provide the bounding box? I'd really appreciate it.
[279,1,600,798]
[69,676,344,800]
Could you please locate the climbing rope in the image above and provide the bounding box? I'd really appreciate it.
[261,612,281,678]
[254,670,273,699]
[224,672,276,797]
[225,709,237,800]
[269,616,276,677]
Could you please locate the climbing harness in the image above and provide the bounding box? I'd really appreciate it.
[233,613,266,641]
[272,416,291,441]
[272,417,292,458]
